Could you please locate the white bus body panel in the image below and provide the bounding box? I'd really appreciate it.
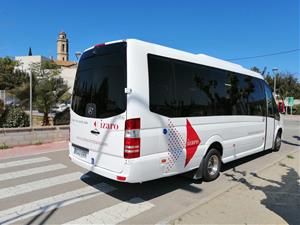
[70,111,126,173]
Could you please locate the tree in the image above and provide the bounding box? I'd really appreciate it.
[0,57,29,90]
[0,57,30,110]
[0,99,4,121]
[250,66,261,73]
[275,73,300,99]
[250,67,300,99]
[31,61,69,126]
[28,47,32,56]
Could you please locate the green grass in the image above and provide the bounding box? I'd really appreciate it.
[287,155,294,159]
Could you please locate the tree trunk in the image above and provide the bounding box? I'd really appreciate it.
[42,112,50,126]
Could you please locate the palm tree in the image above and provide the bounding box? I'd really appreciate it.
[31,61,69,125]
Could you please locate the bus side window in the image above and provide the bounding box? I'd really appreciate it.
[272,97,280,120]
[264,83,274,118]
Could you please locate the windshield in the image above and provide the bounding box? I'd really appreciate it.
[71,42,127,118]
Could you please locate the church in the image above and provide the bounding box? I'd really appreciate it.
[15,32,77,92]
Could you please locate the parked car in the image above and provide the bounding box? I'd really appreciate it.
[51,103,70,113]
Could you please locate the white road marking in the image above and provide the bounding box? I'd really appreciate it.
[0,183,116,225]
[0,164,67,181]
[63,197,154,225]
[0,172,83,200]
[0,157,51,169]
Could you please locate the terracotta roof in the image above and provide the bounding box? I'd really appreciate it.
[53,60,77,67]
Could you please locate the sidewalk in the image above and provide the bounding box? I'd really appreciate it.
[170,150,300,225]
[0,140,68,159]
[281,114,300,121]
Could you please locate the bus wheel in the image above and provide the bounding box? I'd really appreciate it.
[273,132,282,152]
[203,148,221,182]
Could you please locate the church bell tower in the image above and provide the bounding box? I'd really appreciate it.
[57,31,69,61]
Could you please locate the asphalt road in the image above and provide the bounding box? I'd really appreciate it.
[0,118,299,225]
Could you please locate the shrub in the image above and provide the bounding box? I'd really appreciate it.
[1,106,29,128]
[0,143,9,150]
[53,107,70,125]
[294,104,300,115]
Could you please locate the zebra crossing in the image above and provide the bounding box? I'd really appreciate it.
[62,198,154,225]
[0,155,155,224]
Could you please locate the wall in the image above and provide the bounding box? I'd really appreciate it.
[15,55,49,72]
[0,126,69,147]
[60,67,76,92]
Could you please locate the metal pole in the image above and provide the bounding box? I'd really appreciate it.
[273,74,276,96]
[272,68,278,96]
[29,72,32,128]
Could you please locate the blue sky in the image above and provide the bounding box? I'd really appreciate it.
[0,0,299,77]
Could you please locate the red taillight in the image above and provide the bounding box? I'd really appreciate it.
[125,118,140,130]
[116,176,126,181]
[124,118,140,159]
[94,43,105,48]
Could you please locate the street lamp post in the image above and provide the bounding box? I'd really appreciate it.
[272,67,278,96]
[75,52,81,61]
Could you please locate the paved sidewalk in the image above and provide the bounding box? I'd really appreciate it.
[170,150,300,225]
[281,114,300,121]
[0,140,68,159]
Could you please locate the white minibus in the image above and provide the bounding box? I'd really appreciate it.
[69,39,282,183]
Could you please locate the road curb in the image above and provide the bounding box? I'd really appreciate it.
[157,148,300,225]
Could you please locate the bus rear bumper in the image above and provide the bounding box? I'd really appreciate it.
[69,152,172,183]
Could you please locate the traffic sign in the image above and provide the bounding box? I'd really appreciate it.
[287,97,294,106]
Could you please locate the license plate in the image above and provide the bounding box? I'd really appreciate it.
[74,147,88,158]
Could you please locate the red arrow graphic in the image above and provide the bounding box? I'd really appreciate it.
[185,119,201,167]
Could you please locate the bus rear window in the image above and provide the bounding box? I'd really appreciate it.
[71,43,127,118]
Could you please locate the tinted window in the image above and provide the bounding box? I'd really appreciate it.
[173,62,215,117]
[148,55,176,117]
[248,78,266,116]
[148,54,266,118]
[264,82,279,120]
[264,83,275,118]
[237,75,266,116]
[71,43,126,118]
[225,72,246,115]
[273,98,280,120]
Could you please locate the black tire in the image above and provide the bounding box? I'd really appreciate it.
[202,148,221,182]
[273,131,282,152]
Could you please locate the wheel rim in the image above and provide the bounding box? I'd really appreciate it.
[207,155,219,176]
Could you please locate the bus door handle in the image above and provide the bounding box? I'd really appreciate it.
[91,130,100,135]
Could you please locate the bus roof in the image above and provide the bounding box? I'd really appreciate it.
[84,39,263,80]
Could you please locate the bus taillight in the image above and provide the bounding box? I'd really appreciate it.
[124,118,140,159]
